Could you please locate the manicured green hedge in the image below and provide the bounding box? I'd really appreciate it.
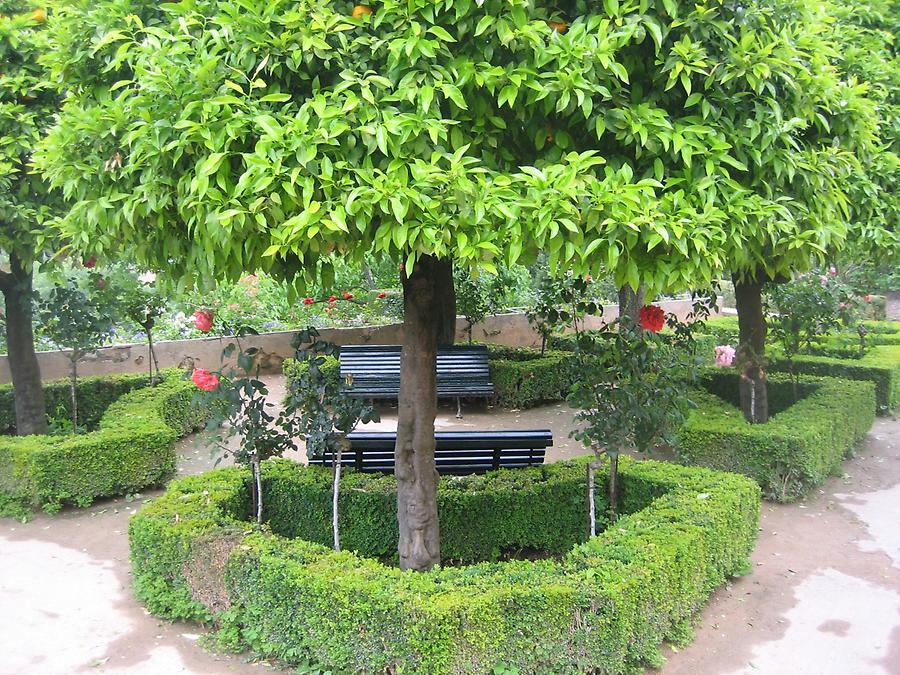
[0,370,206,516]
[0,371,154,434]
[769,344,900,414]
[130,456,761,673]
[677,371,876,501]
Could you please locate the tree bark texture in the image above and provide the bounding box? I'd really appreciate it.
[618,284,645,335]
[434,257,456,348]
[395,255,443,571]
[0,254,47,435]
[733,273,769,424]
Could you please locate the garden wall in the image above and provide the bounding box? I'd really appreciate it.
[1,299,712,384]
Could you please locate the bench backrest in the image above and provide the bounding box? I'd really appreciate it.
[309,429,552,474]
[339,345,494,398]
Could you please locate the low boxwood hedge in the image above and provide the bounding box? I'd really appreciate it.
[0,370,206,516]
[130,456,761,673]
[769,345,900,414]
[0,370,154,434]
[677,371,876,501]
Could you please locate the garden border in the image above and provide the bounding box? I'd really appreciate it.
[677,371,876,501]
[0,370,206,516]
[129,456,760,673]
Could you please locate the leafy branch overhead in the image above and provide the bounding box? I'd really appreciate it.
[36,0,885,293]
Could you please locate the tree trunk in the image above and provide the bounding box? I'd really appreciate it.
[395,255,442,571]
[69,355,79,432]
[618,284,645,335]
[733,273,769,424]
[608,451,619,521]
[434,257,456,348]
[0,255,47,435]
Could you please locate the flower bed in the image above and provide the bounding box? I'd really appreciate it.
[0,370,206,517]
[129,456,760,673]
[677,371,876,501]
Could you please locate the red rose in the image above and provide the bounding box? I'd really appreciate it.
[303,297,314,305]
[192,309,214,332]
[343,292,353,300]
[328,295,337,302]
[84,255,97,269]
[377,292,387,299]
[638,304,665,333]
[191,368,220,392]
[865,295,872,302]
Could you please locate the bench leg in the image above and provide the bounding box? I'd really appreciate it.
[456,397,463,419]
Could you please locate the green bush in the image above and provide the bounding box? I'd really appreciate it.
[693,316,740,344]
[0,370,154,434]
[281,354,340,388]
[677,371,876,501]
[129,456,761,673]
[0,370,206,515]
[489,350,580,408]
[769,344,900,414]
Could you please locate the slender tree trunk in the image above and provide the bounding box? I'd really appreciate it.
[733,273,769,423]
[0,255,47,435]
[253,455,263,524]
[608,451,619,521]
[395,255,442,571]
[69,355,79,432]
[618,284,645,335]
[333,437,347,552]
[434,257,456,348]
[586,459,600,537]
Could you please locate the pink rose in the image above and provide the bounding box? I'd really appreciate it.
[865,295,872,302]
[829,266,837,276]
[715,345,736,368]
[191,368,220,392]
[192,309,214,332]
[819,275,828,286]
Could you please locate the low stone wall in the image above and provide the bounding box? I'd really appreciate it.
[0,299,712,383]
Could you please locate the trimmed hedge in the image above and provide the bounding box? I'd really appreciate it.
[677,371,876,501]
[130,456,761,673]
[0,370,206,516]
[0,370,154,434]
[769,345,900,414]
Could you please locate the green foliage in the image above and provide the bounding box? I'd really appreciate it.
[525,273,601,354]
[281,354,340,389]
[0,370,206,516]
[0,370,151,434]
[129,455,760,673]
[769,345,900,415]
[677,371,876,501]
[38,276,114,357]
[765,274,843,359]
[488,350,580,409]
[38,0,878,295]
[0,1,62,267]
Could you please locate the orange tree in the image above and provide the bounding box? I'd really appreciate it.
[0,2,61,435]
[35,0,878,565]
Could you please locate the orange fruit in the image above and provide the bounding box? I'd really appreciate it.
[351,4,372,18]
[546,20,567,33]
[32,8,46,22]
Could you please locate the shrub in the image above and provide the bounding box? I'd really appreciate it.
[769,344,900,414]
[677,371,876,501]
[0,370,206,515]
[489,350,580,408]
[694,316,740,343]
[0,371,153,434]
[282,354,340,387]
[129,456,761,673]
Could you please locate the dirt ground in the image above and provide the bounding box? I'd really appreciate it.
[2,380,899,673]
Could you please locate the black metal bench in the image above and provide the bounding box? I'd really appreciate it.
[339,344,495,418]
[308,429,553,474]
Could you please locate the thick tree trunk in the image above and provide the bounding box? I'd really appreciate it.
[733,273,769,424]
[0,255,47,435]
[618,284,645,335]
[395,255,442,571]
[434,257,456,348]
